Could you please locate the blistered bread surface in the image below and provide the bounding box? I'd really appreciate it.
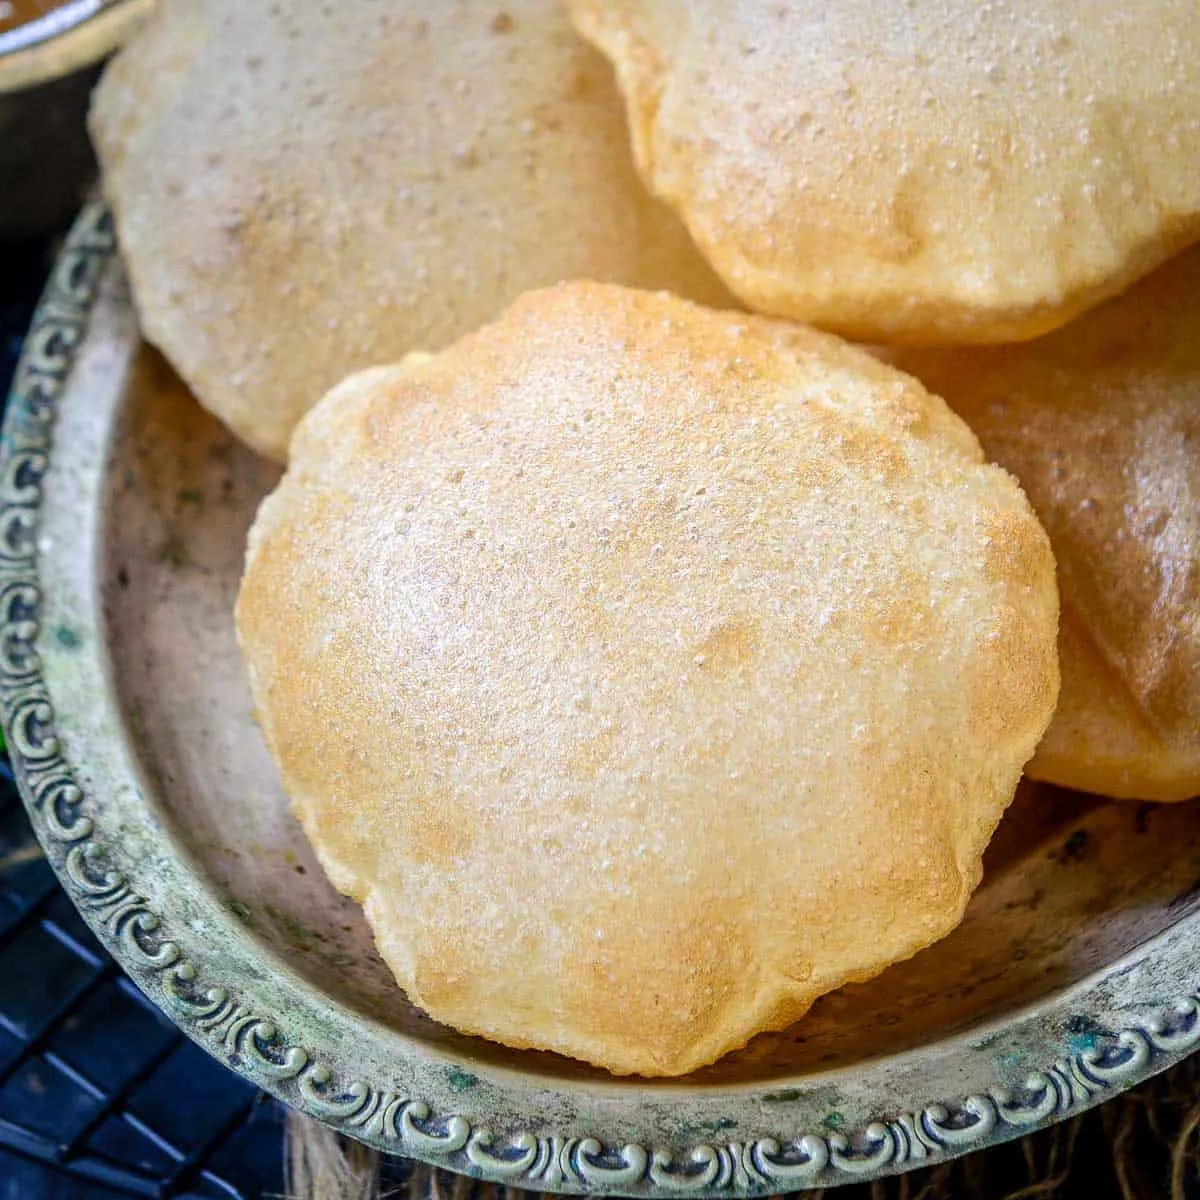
[569,0,1200,345]
[90,0,732,461]
[237,283,1059,1075]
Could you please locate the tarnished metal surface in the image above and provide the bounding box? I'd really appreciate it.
[1,203,1197,1194]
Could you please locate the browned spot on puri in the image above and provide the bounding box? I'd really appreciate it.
[408,799,470,867]
[567,721,621,778]
[978,504,1051,588]
[854,567,936,648]
[490,11,515,35]
[696,619,759,670]
[969,602,1057,743]
[811,408,910,483]
[566,63,601,102]
[564,794,590,818]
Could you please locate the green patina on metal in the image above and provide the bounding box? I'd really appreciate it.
[0,201,1195,1198]
[447,1067,479,1094]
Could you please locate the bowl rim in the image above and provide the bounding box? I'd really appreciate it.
[1,201,1198,1196]
[0,0,152,93]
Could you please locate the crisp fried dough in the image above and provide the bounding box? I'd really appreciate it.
[569,0,1200,346]
[895,249,1200,803]
[236,283,1059,1075]
[89,0,731,462]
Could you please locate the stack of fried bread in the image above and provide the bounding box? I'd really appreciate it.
[90,0,1199,1075]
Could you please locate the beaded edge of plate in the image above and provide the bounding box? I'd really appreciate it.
[1,200,1198,1196]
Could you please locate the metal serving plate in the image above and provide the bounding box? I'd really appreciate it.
[1,202,1197,1196]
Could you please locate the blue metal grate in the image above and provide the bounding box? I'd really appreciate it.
[0,750,287,1198]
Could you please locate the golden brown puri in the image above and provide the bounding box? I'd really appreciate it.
[236,283,1059,1076]
[893,247,1200,804]
[89,0,732,464]
[568,0,1200,346]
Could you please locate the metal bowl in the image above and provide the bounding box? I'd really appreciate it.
[0,0,152,239]
[1,202,1198,1195]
